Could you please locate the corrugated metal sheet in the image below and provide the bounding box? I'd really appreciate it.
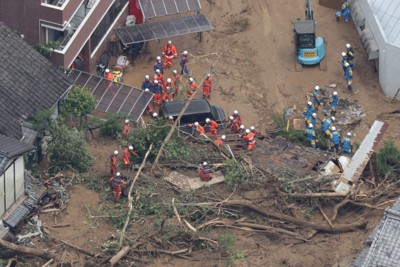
[368,0,400,46]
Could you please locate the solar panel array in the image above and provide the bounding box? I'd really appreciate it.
[115,13,212,45]
[139,0,201,19]
[68,70,153,122]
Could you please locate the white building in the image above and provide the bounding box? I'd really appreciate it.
[352,0,400,100]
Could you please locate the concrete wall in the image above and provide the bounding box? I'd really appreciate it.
[0,157,25,217]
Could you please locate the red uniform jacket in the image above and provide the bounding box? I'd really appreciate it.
[162,44,178,58]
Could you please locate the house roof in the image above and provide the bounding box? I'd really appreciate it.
[368,0,400,47]
[354,198,400,267]
[0,22,73,140]
[0,134,35,175]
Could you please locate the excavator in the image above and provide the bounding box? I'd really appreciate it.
[294,0,326,71]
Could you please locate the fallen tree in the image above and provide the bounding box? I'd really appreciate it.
[0,239,56,260]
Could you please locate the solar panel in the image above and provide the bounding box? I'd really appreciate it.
[139,0,201,20]
[68,70,153,122]
[115,13,213,46]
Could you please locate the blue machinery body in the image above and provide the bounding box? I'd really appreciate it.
[294,0,325,65]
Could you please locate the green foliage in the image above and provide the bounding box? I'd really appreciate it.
[271,112,286,129]
[218,233,245,266]
[62,86,96,118]
[33,41,60,57]
[376,141,400,180]
[31,108,54,132]
[99,114,124,137]
[222,159,247,187]
[47,119,94,173]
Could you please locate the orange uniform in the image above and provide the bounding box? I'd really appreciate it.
[187,81,198,98]
[202,76,212,98]
[198,166,212,182]
[122,123,130,140]
[163,81,174,93]
[162,44,178,68]
[171,73,181,91]
[207,120,219,135]
[154,73,164,84]
[110,155,118,175]
[109,175,126,202]
[195,125,205,136]
[123,148,138,166]
[243,132,256,151]
[105,72,113,81]
[230,121,240,134]
[214,136,224,148]
[233,114,243,125]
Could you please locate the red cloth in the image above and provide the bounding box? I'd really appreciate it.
[198,167,212,181]
[105,72,113,81]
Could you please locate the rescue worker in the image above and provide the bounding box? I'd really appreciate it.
[250,126,260,136]
[144,88,153,114]
[162,86,174,102]
[329,91,339,116]
[228,116,240,134]
[305,124,317,148]
[180,50,190,75]
[110,150,118,175]
[306,113,317,128]
[303,101,315,127]
[171,70,181,93]
[214,135,226,149]
[232,110,243,125]
[141,75,153,91]
[162,40,178,69]
[322,116,335,136]
[313,86,321,111]
[152,80,163,105]
[336,0,351,22]
[238,125,246,136]
[243,129,256,151]
[202,73,212,99]
[198,162,212,182]
[205,118,219,136]
[340,52,349,72]
[341,132,353,154]
[154,69,164,84]
[122,119,130,140]
[329,126,341,153]
[109,172,126,202]
[123,146,138,168]
[346,43,355,68]
[193,122,205,136]
[105,68,113,81]
[163,78,174,93]
[153,56,163,74]
[344,62,354,93]
[187,77,198,98]
[168,116,174,126]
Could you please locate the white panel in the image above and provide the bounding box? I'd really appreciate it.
[14,157,25,201]
[0,174,5,217]
[4,164,15,212]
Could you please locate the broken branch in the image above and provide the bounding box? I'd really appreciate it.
[0,239,56,260]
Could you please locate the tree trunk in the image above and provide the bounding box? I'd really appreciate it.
[0,239,56,260]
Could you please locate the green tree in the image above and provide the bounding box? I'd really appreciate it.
[376,141,400,180]
[62,85,96,126]
[47,119,94,173]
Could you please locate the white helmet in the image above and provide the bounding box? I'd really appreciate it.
[144,88,150,92]
[125,119,129,124]
[116,172,121,176]
[189,77,194,82]
[346,43,351,48]
[229,116,234,120]
[314,85,320,90]
[307,101,312,106]
[341,52,346,57]
[245,129,250,134]
[145,75,150,80]
[308,123,314,128]
[194,122,199,126]
[154,80,159,84]
[240,125,245,129]
[333,91,338,96]
[221,135,226,140]
[168,40,172,45]
[128,146,133,150]
[167,78,172,83]
[173,70,177,74]
[168,116,174,120]
[114,150,118,155]
[331,126,337,131]
[205,118,211,123]
[347,132,352,136]
[203,162,207,166]
[183,50,188,55]
[344,62,349,67]
[105,69,110,73]
[250,126,255,131]
[155,69,161,73]
[152,112,158,117]
[156,56,161,61]
[233,110,238,115]
[331,116,336,121]
[312,113,317,118]
[207,73,211,77]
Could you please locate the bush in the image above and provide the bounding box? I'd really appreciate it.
[47,119,94,173]
[222,159,247,187]
[376,141,400,180]
[99,114,124,137]
[62,86,96,121]
[33,41,60,57]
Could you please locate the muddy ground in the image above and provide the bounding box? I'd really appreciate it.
[30,0,400,266]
